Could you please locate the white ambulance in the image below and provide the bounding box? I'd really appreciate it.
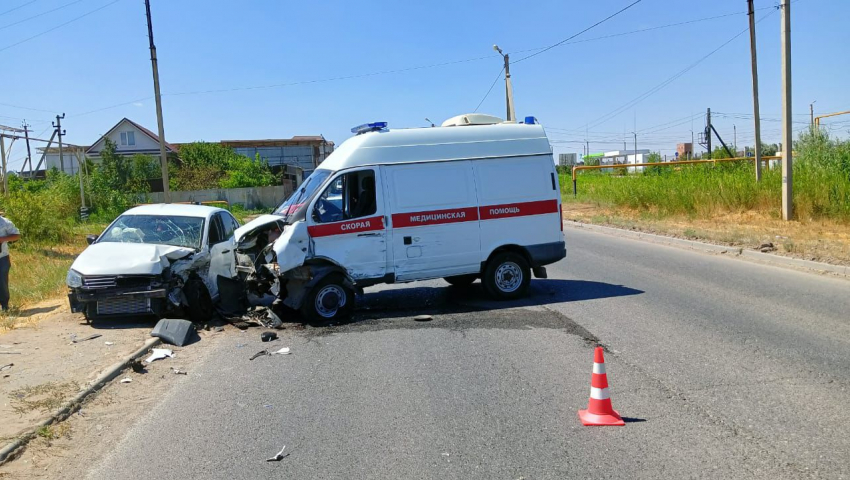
[234,114,566,321]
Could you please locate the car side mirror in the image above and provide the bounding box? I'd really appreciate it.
[86,234,98,245]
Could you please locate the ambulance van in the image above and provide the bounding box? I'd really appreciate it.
[233,114,566,321]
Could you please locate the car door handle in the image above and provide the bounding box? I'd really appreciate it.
[221,249,231,254]
[357,233,381,237]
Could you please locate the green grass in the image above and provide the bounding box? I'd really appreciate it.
[1,223,107,328]
[562,131,850,222]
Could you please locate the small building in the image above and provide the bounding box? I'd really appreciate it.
[677,143,693,158]
[558,153,578,167]
[598,149,652,173]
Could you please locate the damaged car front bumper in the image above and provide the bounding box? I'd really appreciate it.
[68,275,170,319]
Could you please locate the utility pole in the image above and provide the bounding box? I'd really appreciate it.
[747,0,763,181]
[22,121,32,175]
[0,136,6,195]
[146,0,171,203]
[780,0,793,220]
[492,45,515,122]
[810,101,816,126]
[633,132,637,167]
[733,124,737,154]
[706,108,712,159]
[53,113,65,173]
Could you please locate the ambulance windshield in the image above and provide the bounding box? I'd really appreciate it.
[275,169,333,222]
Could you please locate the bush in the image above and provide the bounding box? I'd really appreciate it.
[1,171,79,244]
[170,142,278,190]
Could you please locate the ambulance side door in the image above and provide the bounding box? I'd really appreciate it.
[385,161,481,281]
[306,167,388,282]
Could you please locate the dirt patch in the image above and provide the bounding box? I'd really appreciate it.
[0,329,224,479]
[562,203,850,266]
[0,303,156,443]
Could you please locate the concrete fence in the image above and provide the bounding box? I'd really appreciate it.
[147,184,293,210]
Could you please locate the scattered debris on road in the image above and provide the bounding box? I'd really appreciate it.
[413,315,433,322]
[170,367,187,375]
[120,377,132,384]
[1,363,13,371]
[249,350,270,361]
[70,333,102,344]
[150,318,196,347]
[213,326,225,333]
[759,242,776,253]
[130,359,146,374]
[144,348,174,364]
[104,341,114,346]
[266,445,288,462]
[272,347,290,355]
[261,331,278,342]
[0,352,20,355]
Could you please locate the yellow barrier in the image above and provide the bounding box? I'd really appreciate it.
[570,156,781,196]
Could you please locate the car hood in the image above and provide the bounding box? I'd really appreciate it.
[234,214,286,243]
[70,242,196,276]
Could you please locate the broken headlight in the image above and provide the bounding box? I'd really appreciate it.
[66,269,83,288]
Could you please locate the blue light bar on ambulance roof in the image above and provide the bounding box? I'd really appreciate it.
[351,122,388,135]
[524,116,538,125]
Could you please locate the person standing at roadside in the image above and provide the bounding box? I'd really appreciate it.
[0,214,20,311]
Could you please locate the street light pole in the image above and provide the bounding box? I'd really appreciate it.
[493,45,515,122]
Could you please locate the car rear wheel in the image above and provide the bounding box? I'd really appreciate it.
[185,280,213,323]
[483,251,531,300]
[444,274,478,287]
[300,273,354,323]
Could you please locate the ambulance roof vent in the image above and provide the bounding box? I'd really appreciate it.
[441,113,504,127]
[351,122,388,135]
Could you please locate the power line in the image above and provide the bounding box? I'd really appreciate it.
[0,0,38,17]
[584,11,776,131]
[0,0,122,54]
[0,0,85,31]
[473,66,504,113]
[514,0,644,64]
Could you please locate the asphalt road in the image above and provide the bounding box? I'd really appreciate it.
[85,227,850,479]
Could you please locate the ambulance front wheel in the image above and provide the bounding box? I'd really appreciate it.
[483,252,531,300]
[300,273,354,323]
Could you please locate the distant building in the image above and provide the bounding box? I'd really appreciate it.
[220,136,334,177]
[677,143,693,158]
[558,153,578,167]
[34,118,333,186]
[598,149,652,173]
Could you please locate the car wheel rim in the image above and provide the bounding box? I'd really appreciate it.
[315,285,346,318]
[495,262,522,293]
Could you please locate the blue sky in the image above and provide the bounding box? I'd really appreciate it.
[2,0,848,170]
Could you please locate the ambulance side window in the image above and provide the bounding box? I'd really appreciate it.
[312,170,377,223]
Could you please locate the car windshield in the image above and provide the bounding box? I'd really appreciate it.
[98,214,205,250]
[274,169,333,220]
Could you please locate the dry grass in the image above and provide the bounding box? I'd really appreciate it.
[0,223,107,332]
[9,381,81,416]
[563,202,850,266]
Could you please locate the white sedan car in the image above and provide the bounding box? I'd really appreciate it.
[66,204,240,322]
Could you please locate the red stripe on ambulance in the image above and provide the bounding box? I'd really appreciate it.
[479,199,559,220]
[307,215,384,238]
[392,207,479,228]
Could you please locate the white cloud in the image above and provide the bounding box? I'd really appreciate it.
[133,102,144,107]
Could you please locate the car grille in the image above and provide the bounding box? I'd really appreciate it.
[82,275,156,289]
[82,275,117,289]
[97,297,151,316]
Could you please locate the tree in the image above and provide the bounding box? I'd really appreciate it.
[169,142,278,190]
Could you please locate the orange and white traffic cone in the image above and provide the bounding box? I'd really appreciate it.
[578,347,625,426]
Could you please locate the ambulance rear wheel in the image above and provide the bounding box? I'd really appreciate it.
[300,273,354,323]
[444,274,477,287]
[483,252,531,300]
